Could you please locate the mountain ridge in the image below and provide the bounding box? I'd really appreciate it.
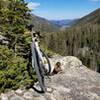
[30,14,60,33]
[73,8,100,26]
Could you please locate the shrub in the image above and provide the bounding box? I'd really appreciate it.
[0,45,36,93]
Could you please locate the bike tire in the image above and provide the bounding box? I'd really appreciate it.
[31,43,46,93]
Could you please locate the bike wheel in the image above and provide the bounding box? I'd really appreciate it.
[31,43,46,93]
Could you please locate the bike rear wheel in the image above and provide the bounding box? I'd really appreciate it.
[31,43,46,93]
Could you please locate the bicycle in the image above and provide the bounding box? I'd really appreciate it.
[27,25,52,93]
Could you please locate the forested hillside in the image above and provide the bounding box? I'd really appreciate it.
[74,8,100,25]
[42,9,100,72]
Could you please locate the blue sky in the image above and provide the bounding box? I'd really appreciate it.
[25,0,100,20]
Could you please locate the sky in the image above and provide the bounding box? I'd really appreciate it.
[25,0,100,20]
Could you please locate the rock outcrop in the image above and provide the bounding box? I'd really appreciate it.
[0,56,100,100]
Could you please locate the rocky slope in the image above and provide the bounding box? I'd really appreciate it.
[0,56,100,100]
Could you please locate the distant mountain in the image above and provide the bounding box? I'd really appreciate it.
[50,19,78,28]
[30,15,60,33]
[43,8,100,72]
[74,8,100,26]
[29,8,100,33]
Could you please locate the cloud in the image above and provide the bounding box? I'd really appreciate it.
[27,2,40,10]
[90,0,100,2]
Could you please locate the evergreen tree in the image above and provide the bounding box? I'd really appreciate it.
[0,0,31,55]
[0,0,35,93]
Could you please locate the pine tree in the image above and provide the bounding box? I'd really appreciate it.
[0,0,31,56]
